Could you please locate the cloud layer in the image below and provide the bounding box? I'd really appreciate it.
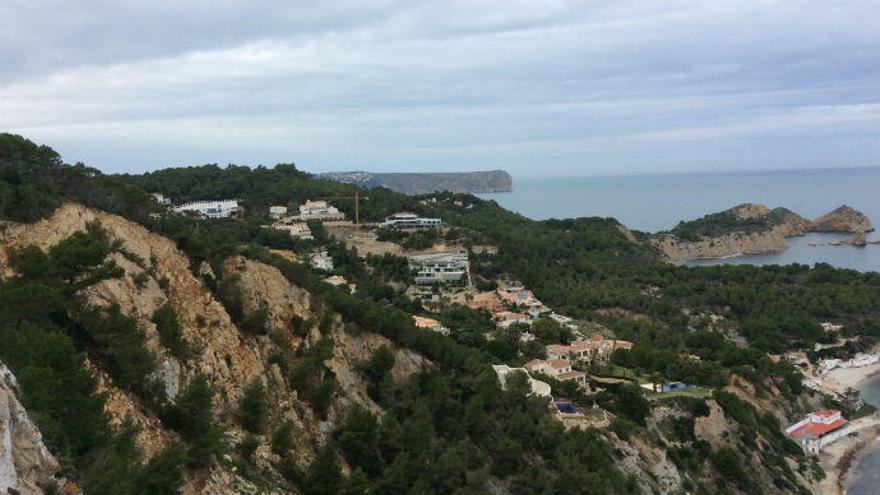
[2,0,878,175]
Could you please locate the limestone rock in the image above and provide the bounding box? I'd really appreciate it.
[0,363,61,495]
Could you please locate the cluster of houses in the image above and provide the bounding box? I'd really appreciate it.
[817,353,880,374]
[546,335,634,365]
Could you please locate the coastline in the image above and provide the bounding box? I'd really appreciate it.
[823,362,880,391]
[818,368,880,494]
[818,424,880,495]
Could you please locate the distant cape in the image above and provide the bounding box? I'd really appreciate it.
[317,170,513,195]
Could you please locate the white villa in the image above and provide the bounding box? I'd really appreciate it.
[383,212,442,229]
[299,200,345,221]
[172,199,240,219]
[409,250,469,285]
[309,251,334,271]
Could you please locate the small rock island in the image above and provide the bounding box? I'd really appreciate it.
[649,203,873,262]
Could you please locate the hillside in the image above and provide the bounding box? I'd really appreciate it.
[318,170,513,194]
[5,134,880,494]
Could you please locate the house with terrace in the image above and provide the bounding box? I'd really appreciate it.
[524,359,587,386]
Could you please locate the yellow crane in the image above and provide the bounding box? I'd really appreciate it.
[318,190,370,227]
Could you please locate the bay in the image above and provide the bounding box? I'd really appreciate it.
[479,167,880,272]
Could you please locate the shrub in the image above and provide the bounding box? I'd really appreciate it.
[238,377,268,434]
[152,304,190,360]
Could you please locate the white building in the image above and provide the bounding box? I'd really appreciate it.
[269,205,289,219]
[383,212,442,229]
[309,251,334,271]
[299,200,345,221]
[409,250,469,285]
[172,199,240,219]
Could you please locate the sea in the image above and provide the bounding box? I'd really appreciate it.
[849,377,880,495]
[479,167,880,273]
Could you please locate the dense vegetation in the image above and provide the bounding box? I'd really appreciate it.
[662,208,773,241]
[3,133,880,494]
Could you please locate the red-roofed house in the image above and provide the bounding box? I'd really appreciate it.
[786,410,849,454]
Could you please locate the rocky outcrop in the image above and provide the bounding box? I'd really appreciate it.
[224,255,424,418]
[650,203,873,262]
[0,363,61,495]
[810,206,873,233]
[829,232,868,247]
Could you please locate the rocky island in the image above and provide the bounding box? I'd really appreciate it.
[650,203,874,262]
[318,169,513,195]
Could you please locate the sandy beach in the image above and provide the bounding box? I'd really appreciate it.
[822,361,880,391]
[814,363,880,495]
[817,417,880,495]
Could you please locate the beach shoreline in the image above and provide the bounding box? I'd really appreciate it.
[822,362,880,391]
[817,368,880,494]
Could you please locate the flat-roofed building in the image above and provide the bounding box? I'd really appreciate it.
[173,199,240,219]
[409,250,468,285]
[383,212,442,229]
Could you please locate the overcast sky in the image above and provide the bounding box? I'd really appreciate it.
[1,1,878,177]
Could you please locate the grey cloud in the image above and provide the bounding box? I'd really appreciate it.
[1,0,878,175]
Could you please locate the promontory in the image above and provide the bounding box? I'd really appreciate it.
[649,203,873,262]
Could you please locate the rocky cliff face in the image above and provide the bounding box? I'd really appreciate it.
[0,364,61,495]
[0,203,424,494]
[652,228,790,262]
[650,203,872,262]
[810,205,873,233]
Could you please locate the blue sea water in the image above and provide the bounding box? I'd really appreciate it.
[848,378,880,495]
[479,167,880,272]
